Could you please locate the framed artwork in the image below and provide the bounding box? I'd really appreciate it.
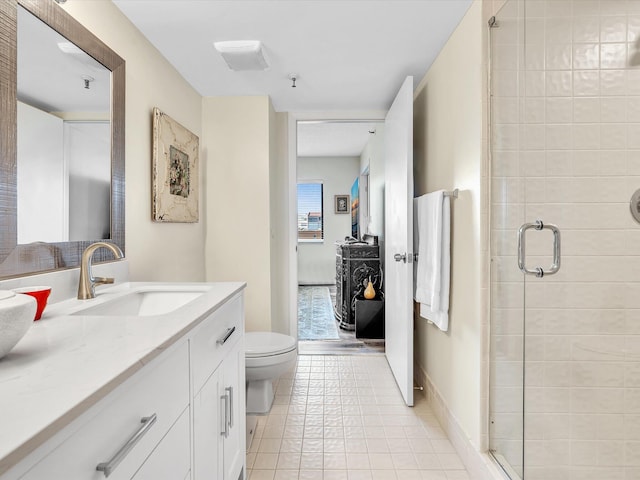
[152,107,199,222]
[335,194,349,214]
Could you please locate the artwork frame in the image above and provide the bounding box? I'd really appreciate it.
[335,194,349,214]
[152,107,199,222]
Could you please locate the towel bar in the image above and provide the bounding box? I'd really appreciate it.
[413,189,457,264]
[444,189,458,198]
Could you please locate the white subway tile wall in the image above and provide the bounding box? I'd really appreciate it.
[491,0,640,479]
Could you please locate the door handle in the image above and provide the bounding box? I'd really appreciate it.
[517,220,561,278]
[394,253,413,263]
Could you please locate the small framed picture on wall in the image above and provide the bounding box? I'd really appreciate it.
[335,195,349,214]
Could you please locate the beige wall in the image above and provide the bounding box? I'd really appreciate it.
[270,112,290,335]
[202,96,273,333]
[413,0,484,450]
[63,1,205,282]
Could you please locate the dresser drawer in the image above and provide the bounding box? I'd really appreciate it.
[191,295,243,395]
[20,342,189,480]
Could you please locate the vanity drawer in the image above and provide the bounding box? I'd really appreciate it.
[131,407,190,480]
[191,295,243,395]
[20,342,189,480]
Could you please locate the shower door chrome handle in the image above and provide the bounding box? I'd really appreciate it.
[517,220,561,278]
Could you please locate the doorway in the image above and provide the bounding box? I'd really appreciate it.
[294,119,385,354]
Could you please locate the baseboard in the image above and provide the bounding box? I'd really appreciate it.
[414,363,509,480]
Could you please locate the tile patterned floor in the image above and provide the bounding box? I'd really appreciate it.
[247,355,471,480]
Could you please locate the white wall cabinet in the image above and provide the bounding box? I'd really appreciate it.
[6,292,245,480]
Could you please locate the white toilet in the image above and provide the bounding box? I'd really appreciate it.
[245,332,297,414]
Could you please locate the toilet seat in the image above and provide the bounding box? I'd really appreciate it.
[245,332,296,358]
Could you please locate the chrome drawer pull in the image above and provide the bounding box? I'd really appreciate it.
[96,413,157,477]
[226,386,234,428]
[216,326,236,345]
[221,393,229,437]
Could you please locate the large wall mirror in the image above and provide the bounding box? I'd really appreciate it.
[0,0,125,278]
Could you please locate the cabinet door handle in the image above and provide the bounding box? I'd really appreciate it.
[96,413,157,477]
[216,326,236,345]
[226,386,234,428]
[220,393,229,437]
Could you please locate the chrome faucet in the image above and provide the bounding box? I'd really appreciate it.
[77,242,124,300]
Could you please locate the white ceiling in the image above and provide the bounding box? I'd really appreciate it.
[297,121,381,157]
[112,0,473,113]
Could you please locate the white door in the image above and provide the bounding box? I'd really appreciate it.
[384,76,414,406]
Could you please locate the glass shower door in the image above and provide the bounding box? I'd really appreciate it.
[489,0,525,477]
[490,0,640,479]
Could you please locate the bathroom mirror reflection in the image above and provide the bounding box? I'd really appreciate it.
[17,5,111,244]
[0,0,125,278]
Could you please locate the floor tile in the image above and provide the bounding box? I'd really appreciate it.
[371,470,397,480]
[324,470,349,480]
[369,453,394,470]
[299,470,323,480]
[280,438,303,453]
[437,454,465,470]
[247,355,471,480]
[324,453,348,470]
[274,470,298,480]
[277,453,302,470]
[251,470,276,480]
[259,438,283,453]
[254,453,279,470]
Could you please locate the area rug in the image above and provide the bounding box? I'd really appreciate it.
[297,286,340,340]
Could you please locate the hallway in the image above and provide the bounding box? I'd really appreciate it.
[297,286,385,355]
[247,355,470,480]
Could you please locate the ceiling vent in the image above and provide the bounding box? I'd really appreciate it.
[213,40,269,71]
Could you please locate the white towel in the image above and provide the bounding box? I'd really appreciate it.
[413,190,451,332]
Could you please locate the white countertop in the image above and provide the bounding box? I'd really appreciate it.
[0,281,245,476]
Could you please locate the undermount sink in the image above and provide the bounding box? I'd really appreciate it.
[72,289,206,317]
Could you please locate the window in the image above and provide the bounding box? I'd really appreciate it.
[297,182,323,241]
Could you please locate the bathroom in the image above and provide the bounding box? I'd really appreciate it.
[2,0,639,479]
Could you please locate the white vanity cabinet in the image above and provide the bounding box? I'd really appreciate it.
[18,341,191,480]
[0,286,246,480]
[192,296,245,480]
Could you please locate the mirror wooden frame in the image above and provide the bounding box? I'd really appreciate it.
[0,0,125,278]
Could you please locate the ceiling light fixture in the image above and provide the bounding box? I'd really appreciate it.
[213,40,269,71]
[288,74,298,88]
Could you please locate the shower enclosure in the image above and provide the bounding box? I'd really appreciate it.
[489,1,640,479]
